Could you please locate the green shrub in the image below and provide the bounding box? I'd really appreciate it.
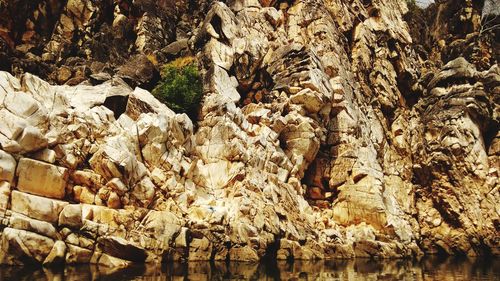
[152,58,203,119]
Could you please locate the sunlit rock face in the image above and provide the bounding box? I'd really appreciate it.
[412,58,499,256]
[0,0,498,266]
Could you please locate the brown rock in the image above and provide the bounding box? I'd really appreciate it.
[0,181,10,211]
[8,212,59,239]
[307,187,324,200]
[106,192,121,209]
[43,240,67,265]
[188,237,212,261]
[0,150,16,184]
[73,185,95,204]
[1,228,54,264]
[117,54,159,89]
[71,170,103,190]
[59,204,83,229]
[57,66,72,84]
[229,246,259,262]
[66,244,93,264]
[16,158,69,199]
[96,253,132,268]
[10,191,68,223]
[97,236,147,262]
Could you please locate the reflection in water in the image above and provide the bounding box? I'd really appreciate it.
[0,256,498,281]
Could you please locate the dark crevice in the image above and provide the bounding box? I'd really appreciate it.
[236,68,275,107]
[210,14,230,45]
[263,236,280,262]
[434,244,451,257]
[483,120,498,152]
[103,95,129,120]
[397,71,420,108]
[432,196,462,229]
[379,103,395,126]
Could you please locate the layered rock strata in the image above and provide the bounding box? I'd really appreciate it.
[0,0,498,267]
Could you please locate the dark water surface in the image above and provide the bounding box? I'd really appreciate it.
[0,256,498,281]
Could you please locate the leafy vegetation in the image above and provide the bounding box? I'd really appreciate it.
[152,57,203,119]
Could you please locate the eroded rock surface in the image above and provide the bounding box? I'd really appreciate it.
[0,0,498,267]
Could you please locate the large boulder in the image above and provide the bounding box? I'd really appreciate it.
[97,236,147,262]
[116,54,159,89]
[10,191,68,223]
[15,158,69,199]
[43,240,66,265]
[0,228,55,264]
[8,213,59,239]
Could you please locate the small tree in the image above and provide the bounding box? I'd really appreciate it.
[152,57,203,120]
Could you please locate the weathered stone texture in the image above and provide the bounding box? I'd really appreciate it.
[0,0,497,267]
[16,158,68,199]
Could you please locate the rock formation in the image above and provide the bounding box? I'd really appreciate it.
[0,0,498,268]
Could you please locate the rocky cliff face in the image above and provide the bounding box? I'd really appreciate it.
[0,0,498,267]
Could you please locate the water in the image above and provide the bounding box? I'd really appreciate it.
[0,256,498,281]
